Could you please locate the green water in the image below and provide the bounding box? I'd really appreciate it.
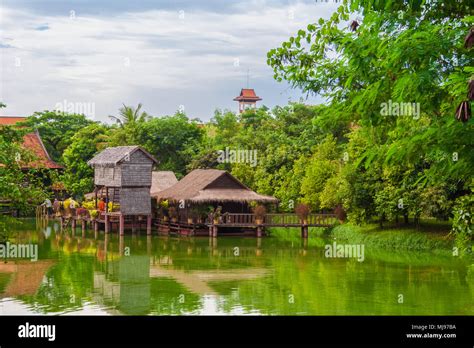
[0,220,472,315]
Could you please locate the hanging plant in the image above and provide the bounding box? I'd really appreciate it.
[468,80,474,101]
[350,20,359,32]
[455,101,471,122]
[464,27,474,49]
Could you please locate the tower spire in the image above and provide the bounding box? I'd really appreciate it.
[233,87,262,114]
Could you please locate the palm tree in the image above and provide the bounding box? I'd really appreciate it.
[109,103,149,127]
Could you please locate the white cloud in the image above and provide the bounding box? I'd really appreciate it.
[0,1,339,121]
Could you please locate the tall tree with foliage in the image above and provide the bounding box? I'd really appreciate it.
[61,123,110,197]
[137,112,203,177]
[109,103,150,145]
[26,111,93,163]
[267,0,473,231]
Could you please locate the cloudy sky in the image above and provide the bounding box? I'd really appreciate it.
[0,0,340,122]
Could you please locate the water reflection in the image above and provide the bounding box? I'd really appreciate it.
[0,221,472,315]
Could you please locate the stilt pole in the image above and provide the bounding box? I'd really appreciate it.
[105,214,109,234]
[119,214,125,236]
[146,215,152,236]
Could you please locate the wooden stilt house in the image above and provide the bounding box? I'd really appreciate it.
[87,146,157,235]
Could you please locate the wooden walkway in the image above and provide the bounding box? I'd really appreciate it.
[46,211,338,238]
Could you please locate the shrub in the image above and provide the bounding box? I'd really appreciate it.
[451,194,473,256]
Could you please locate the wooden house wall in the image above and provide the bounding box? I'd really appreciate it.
[120,187,151,215]
[120,150,153,187]
[121,164,153,186]
[94,166,122,187]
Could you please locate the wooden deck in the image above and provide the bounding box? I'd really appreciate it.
[49,212,338,238]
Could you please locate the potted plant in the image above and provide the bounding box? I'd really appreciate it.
[254,205,266,225]
[168,206,178,222]
[295,203,310,224]
[189,207,202,224]
[89,209,99,220]
[193,206,205,224]
[213,206,222,224]
[76,207,87,220]
[159,200,169,222]
[187,211,194,225]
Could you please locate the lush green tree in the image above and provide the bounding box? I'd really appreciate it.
[61,123,110,197]
[108,104,150,145]
[109,103,150,126]
[137,112,203,177]
[26,111,93,163]
[267,0,473,226]
[300,135,341,211]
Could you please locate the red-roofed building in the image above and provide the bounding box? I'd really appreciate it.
[0,116,63,169]
[233,88,262,113]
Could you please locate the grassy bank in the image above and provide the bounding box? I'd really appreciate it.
[268,220,455,252]
[329,221,454,251]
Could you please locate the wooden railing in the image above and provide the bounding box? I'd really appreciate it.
[206,213,338,227]
[221,213,255,225]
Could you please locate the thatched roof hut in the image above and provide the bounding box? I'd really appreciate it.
[150,171,178,196]
[153,169,278,204]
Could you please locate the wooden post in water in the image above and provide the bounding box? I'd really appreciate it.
[302,237,308,250]
[94,220,98,237]
[256,236,262,256]
[105,214,109,234]
[71,218,76,234]
[119,214,125,236]
[256,225,263,238]
[119,234,124,256]
[212,225,218,238]
[146,215,152,236]
[301,224,308,238]
[147,235,152,256]
[60,216,64,232]
[81,220,86,237]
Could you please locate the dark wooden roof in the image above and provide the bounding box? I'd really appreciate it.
[87,146,157,167]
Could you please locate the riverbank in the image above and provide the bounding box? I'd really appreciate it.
[268,220,454,252]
